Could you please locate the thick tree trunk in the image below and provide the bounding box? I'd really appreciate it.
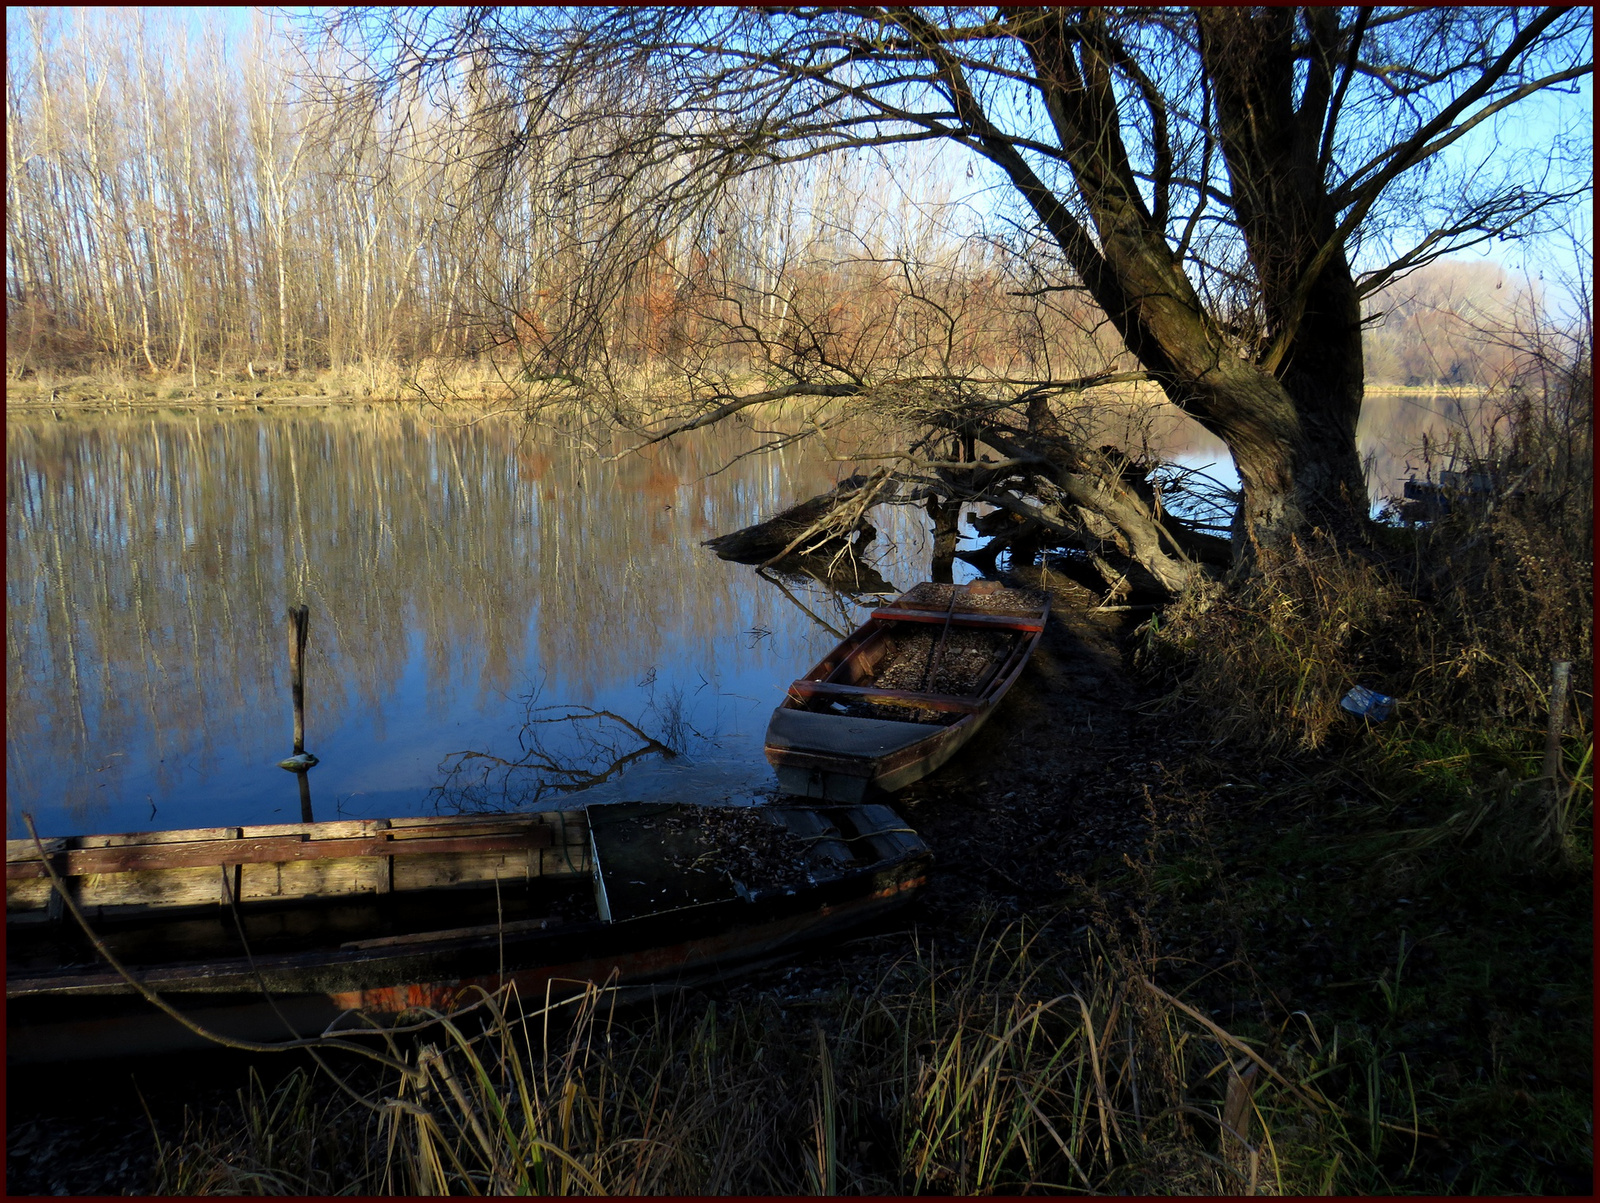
[1207,363,1368,560]
[1194,8,1372,559]
[1182,240,1368,561]
[995,9,1374,571]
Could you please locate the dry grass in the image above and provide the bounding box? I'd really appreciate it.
[1140,538,1416,753]
[1138,344,1593,870]
[147,919,1357,1196]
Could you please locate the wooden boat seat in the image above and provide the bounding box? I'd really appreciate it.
[765,707,935,759]
[786,679,982,713]
[869,606,1046,631]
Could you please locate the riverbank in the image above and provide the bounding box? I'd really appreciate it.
[6,370,1485,415]
[4,378,495,418]
[8,559,1588,1194]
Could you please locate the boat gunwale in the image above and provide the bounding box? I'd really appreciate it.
[6,846,932,999]
[6,811,587,879]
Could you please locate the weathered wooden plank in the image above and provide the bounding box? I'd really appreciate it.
[236,820,389,840]
[75,828,242,849]
[6,837,70,863]
[6,814,582,865]
[7,827,555,880]
[540,844,591,877]
[237,857,391,903]
[392,850,535,892]
[387,814,567,830]
[6,811,593,914]
[786,679,985,713]
[869,606,1046,631]
[73,866,220,911]
[6,878,54,912]
[385,823,544,840]
[11,847,591,913]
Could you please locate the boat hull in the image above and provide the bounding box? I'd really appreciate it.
[7,862,925,1062]
[765,582,1048,801]
[7,802,930,1062]
[770,708,993,801]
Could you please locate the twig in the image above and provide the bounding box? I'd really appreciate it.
[917,586,960,692]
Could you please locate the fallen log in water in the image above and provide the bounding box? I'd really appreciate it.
[703,472,892,564]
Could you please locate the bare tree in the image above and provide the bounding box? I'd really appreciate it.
[321,6,1591,584]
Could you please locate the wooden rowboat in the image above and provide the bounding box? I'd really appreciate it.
[765,580,1049,802]
[6,801,929,1062]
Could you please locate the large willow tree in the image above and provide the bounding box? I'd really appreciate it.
[325,6,1591,585]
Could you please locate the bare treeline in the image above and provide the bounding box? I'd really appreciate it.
[6,7,1535,390]
[1364,260,1536,387]
[3,7,1123,387]
[6,8,479,377]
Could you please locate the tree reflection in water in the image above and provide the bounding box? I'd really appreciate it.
[432,698,681,815]
[6,407,933,836]
[6,392,1488,837]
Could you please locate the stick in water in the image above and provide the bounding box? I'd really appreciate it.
[289,605,309,755]
[279,605,319,781]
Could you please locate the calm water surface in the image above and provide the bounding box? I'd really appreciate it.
[6,408,976,838]
[6,394,1484,838]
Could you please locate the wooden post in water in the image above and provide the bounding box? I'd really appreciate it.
[288,605,309,755]
[279,605,318,821]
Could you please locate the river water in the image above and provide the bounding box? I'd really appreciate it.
[6,392,1485,838]
[6,407,972,838]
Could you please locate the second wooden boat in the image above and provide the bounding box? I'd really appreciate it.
[765,580,1049,802]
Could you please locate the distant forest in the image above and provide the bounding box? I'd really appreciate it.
[5,8,1536,386]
